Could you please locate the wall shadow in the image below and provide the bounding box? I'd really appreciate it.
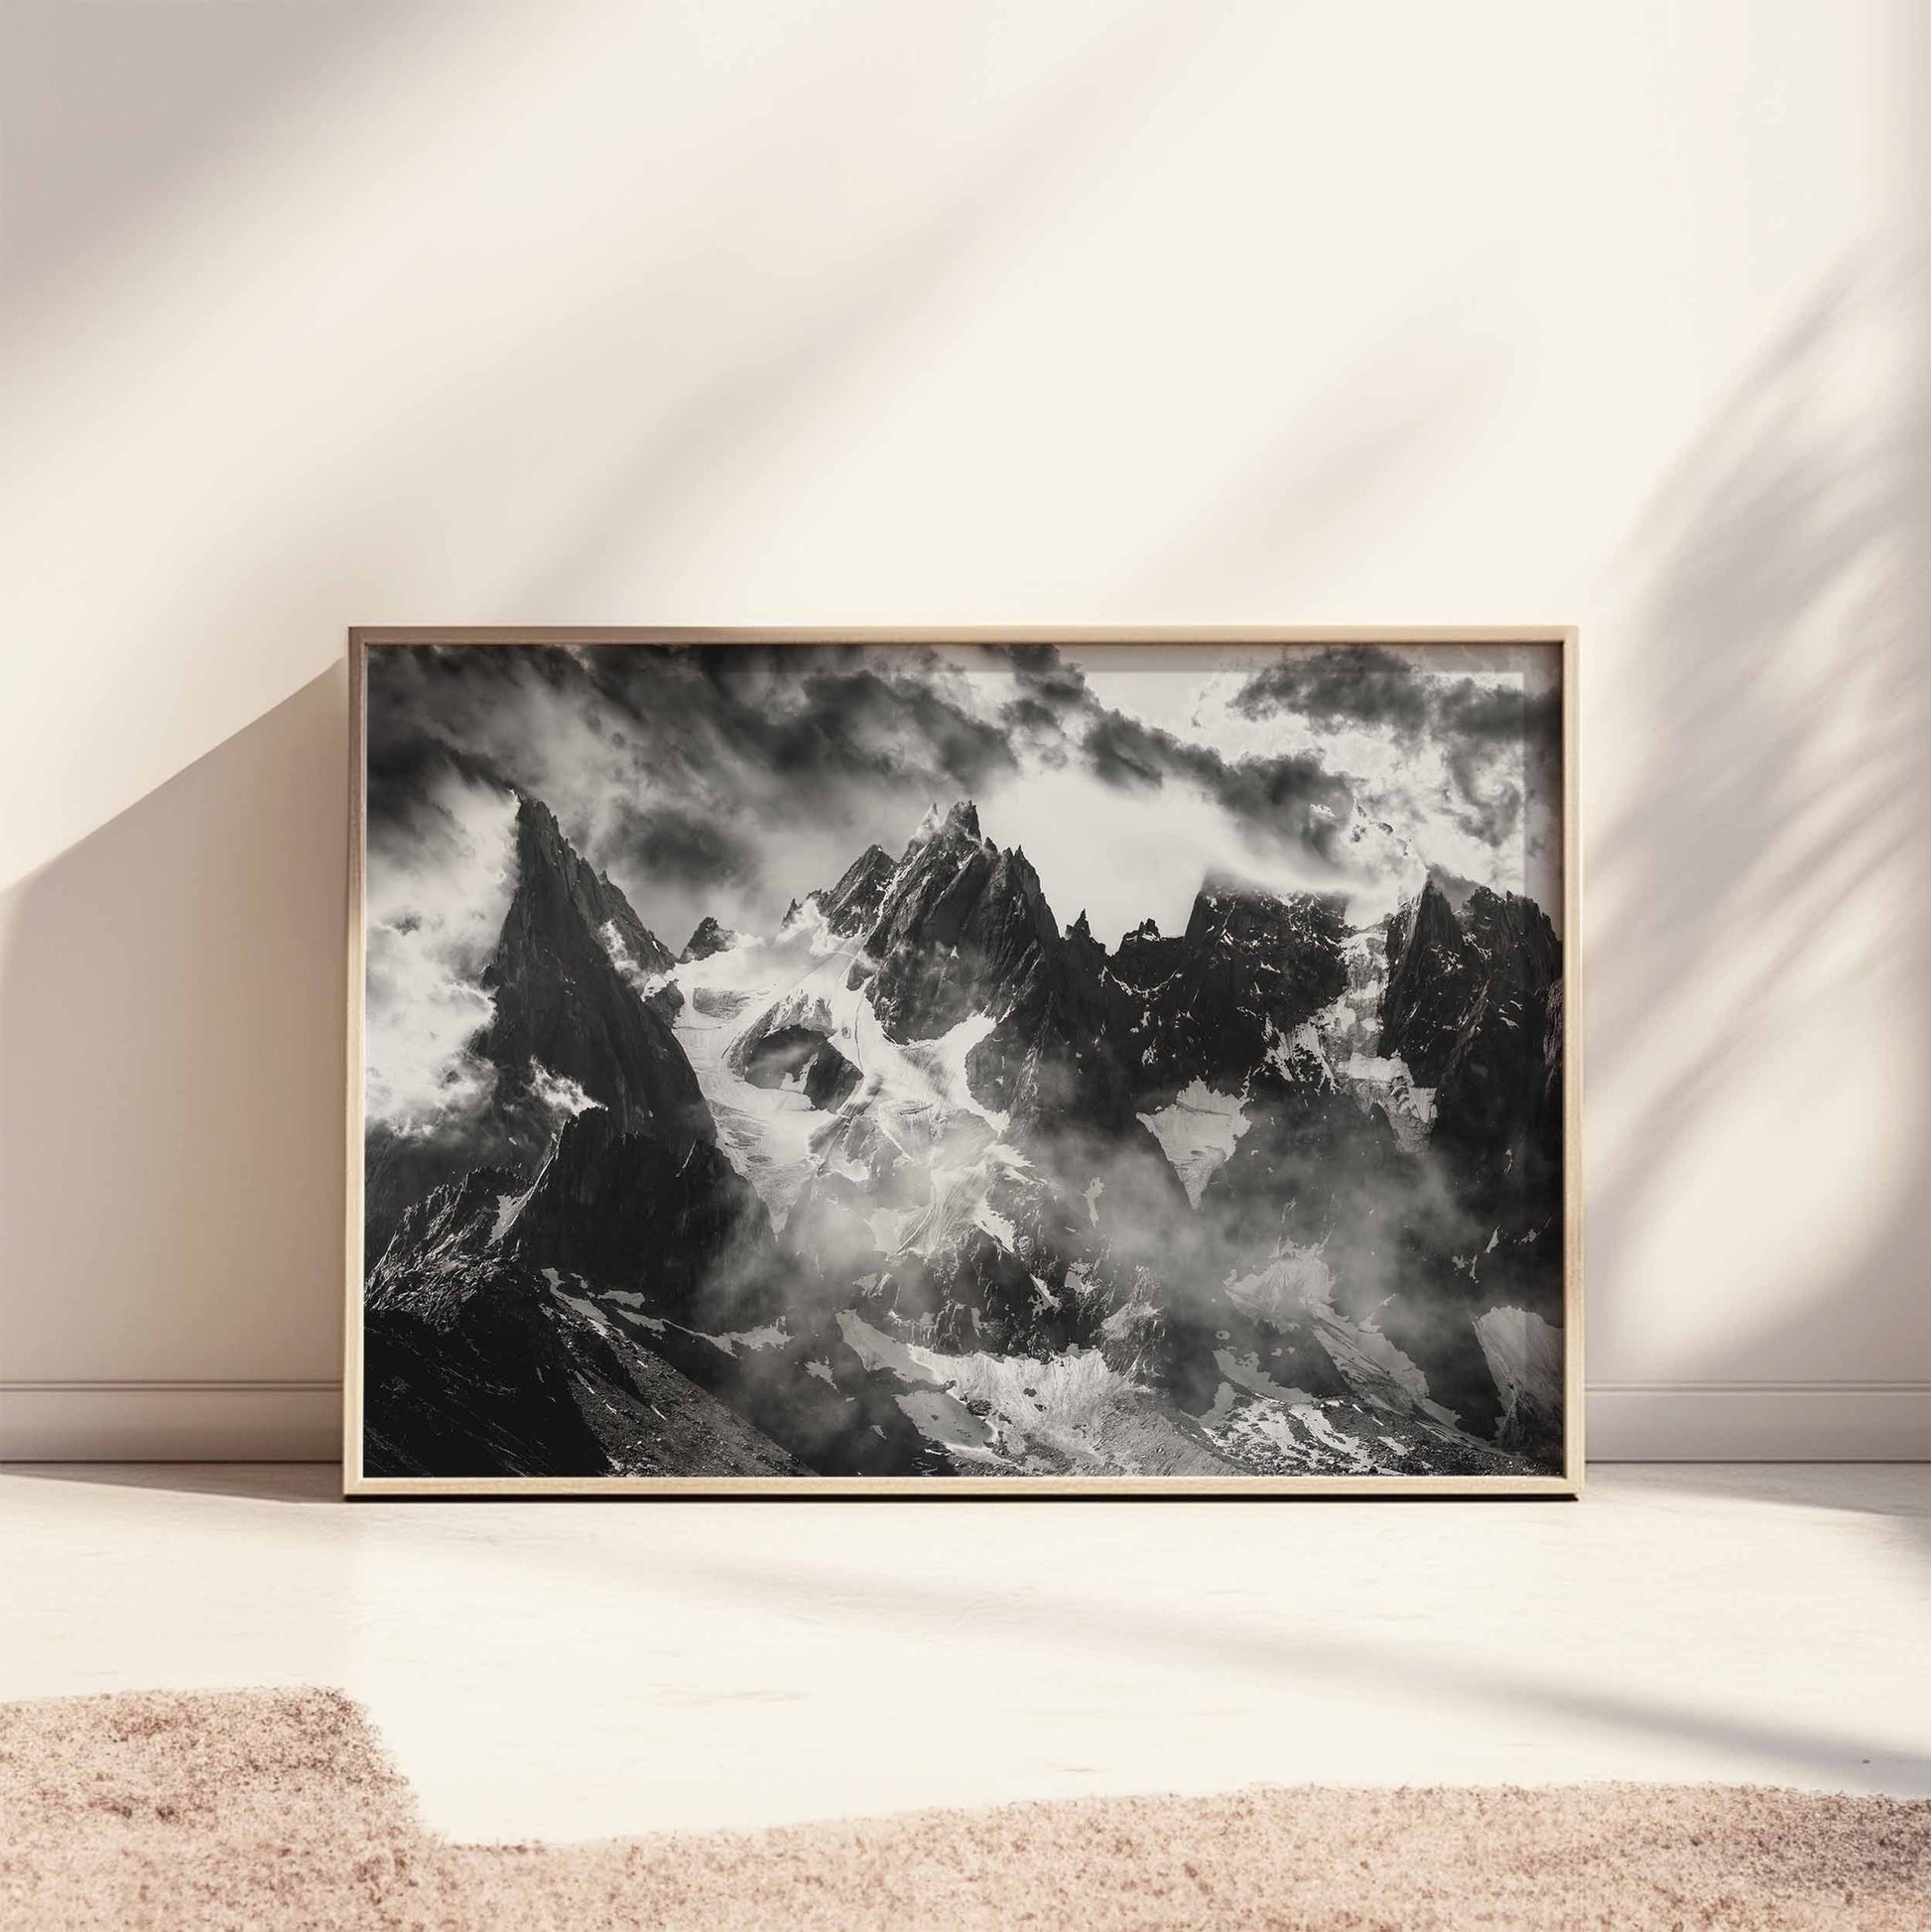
[1589,258,1931,1414]
[0,669,348,1386]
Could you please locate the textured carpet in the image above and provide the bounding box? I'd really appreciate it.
[1,1690,1925,1930]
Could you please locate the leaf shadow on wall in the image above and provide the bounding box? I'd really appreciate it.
[0,669,348,1391]
[1588,259,1931,1454]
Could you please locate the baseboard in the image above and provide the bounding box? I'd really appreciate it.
[0,1383,340,1462]
[1586,1383,1930,1462]
[2,1380,1926,1465]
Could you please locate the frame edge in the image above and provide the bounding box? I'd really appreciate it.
[338,627,1582,1500]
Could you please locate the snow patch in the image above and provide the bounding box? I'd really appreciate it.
[971,1203,1016,1248]
[1136,1080,1251,1208]
[1473,1305,1563,1435]
[489,1182,536,1243]
[703,1323,789,1357]
[599,1290,667,1334]
[1227,1243,1460,1432]
[837,1312,1155,1472]
[895,1387,995,1454]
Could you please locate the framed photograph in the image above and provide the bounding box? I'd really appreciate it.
[345,629,1580,1496]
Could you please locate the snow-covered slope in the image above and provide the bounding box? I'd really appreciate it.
[657,900,1023,1246]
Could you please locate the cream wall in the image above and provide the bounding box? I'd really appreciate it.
[1,0,1925,1460]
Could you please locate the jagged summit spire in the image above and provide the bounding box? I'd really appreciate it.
[513,789,561,843]
[681,915,737,963]
[473,792,708,1149]
[812,841,897,938]
[909,798,981,846]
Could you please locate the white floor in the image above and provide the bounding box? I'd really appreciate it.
[1,1464,1925,1843]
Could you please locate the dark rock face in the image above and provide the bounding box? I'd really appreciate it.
[364,1129,492,1271]
[362,1253,808,1482]
[740,1026,861,1110]
[955,876,1351,1145]
[364,1105,946,1481]
[680,915,737,963]
[1200,1054,1405,1257]
[472,796,710,1156]
[1108,881,1351,1105]
[361,1149,809,1479]
[363,789,696,1255]
[1379,878,1478,1085]
[367,1162,517,1307]
[1383,878,1562,1228]
[811,844,895,937]
[964,911,1140,1133]
[1332,875,1569,1446]
[504,1109,786,1331]
[363,1258,613,1478]
[861,803,1062,1045]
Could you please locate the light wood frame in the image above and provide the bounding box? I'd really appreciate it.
[343,627,1583,1499]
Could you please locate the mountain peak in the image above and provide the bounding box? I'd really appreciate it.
[681,915,738,963]
[1197,867,1278,907]
[909,798,981,846]
[812,842,896,938]
[512,789,565,856]
[1424,864,1481,916]
[863,802,1057,1042]
[475,794,708,1148]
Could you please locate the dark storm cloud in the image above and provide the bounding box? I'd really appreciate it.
[1000,647,1355,865]
[1229,647,1559,849]
[1229,648,1434,736]
[605,800,755,886]
[579,645,1018,803]
[370,641,1366,902]
[363,642,1041,953]
[368,641,1012,868]
[361,640,1391,966]
[364,719,514,835]
[1085,707,1352,861]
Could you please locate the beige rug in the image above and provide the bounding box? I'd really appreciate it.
[1,1689,1924,1930]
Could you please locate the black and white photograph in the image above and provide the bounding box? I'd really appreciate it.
[352,633,1574,1489]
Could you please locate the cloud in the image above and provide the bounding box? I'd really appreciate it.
[1228,645,1560,852]
[1000,647,1358,875]
[366,644,1033,945]
[529,1064,601,1125]
[363,762,518,1136]
[978,766,1349,949]
[364,639,1558,967]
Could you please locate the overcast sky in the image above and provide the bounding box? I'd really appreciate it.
[364,639,1560,1133]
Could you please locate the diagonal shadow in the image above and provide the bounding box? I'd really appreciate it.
[319,1484,1931,1798]
[0,672,348,1387]
[1,0,411,308]
[1589,258,1931,1422]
